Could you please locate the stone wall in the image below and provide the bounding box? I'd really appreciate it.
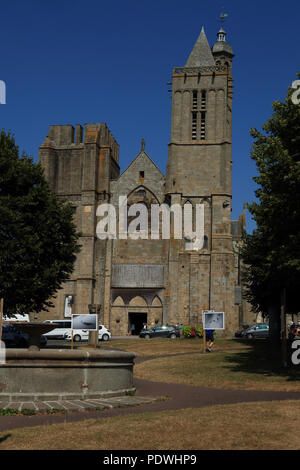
[38,123,120,323]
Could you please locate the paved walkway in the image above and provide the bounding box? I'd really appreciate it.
[1,351,300,433]
[0,395,157,413]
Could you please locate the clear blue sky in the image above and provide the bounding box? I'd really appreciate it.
[1,0,299,233]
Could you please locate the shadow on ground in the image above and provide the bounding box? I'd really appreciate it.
[0,434,11,444]
[225,339,300,382]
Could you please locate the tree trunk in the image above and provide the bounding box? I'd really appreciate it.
[268,302,281,347]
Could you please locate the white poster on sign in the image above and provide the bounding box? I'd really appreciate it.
[71,314,98,331]
[202,311,225,330]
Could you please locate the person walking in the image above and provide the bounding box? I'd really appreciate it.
[205,329,214,352]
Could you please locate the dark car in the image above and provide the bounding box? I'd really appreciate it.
[235,324,252,338]
[1,324,47,348]
[1,324,29,348]
[139,325,180,339]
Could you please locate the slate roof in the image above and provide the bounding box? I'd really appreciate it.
[185,26,215,67]
[212,40,234,56]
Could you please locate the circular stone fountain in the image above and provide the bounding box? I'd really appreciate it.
[0,323,136,402]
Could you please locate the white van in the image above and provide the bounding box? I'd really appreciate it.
[43,320,72,340]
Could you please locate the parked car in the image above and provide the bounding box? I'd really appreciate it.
[235,324,252,338]
[1,324,47,348]
[244,323,269,339]
[64,325,111,342]
[139,325,180,339]
[43,320,72,340]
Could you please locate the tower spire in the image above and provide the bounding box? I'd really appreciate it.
[185,26,215,67]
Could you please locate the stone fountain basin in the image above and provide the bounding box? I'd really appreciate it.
[0,348,136,401]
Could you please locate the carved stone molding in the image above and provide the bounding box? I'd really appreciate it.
[173,65,226,74]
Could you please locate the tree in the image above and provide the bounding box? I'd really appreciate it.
[0,130,80,316]
[241,75,300,343]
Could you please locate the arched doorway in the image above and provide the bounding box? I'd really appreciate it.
[128,296,148,335]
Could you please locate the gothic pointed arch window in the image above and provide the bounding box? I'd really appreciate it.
[224,61,230,72]
[126,186,159,237]
[136,188,146,198]
[184,200,193,250]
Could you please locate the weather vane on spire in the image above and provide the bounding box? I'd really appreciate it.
[219,8,228,27]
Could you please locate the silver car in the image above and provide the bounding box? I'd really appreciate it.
[244,323,269,339]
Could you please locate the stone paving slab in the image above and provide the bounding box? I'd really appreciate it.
[0,396,156,413]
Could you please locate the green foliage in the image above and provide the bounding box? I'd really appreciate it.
[45,409,68,415]
[0,130,81,315]
[183,326,203,338]
[0,408,35,416]
[241,74,300,315]
[0,408,20,416]
[125,390,136,396]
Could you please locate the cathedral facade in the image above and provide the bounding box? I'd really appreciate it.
[39,26,250,336]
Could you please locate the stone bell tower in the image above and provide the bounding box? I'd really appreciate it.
[164,26,238,334]
[166,25,234,196]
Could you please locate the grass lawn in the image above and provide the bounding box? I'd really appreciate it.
[1,338,299,450]
[100,337,250,357]
[133,340,300,391]
[1,400,300,450]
